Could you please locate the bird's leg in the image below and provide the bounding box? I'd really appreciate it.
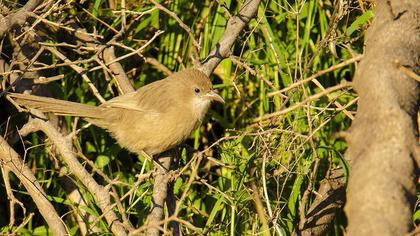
[140,150,168,173]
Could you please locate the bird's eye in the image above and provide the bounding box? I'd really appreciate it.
[194,88,200,94]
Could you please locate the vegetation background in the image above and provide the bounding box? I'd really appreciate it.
[2,0,416,235]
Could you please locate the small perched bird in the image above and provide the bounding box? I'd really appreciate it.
[9,69,224,166]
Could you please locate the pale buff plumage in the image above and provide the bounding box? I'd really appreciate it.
[9,69,224,156]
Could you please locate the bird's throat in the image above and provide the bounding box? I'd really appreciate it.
[192,97,211,122]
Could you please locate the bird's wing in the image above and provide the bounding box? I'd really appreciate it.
[102,79,173,114]
[102,92,148,112]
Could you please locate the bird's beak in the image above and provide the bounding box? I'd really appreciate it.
[205,90,225,104]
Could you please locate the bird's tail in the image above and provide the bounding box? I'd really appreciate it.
[8,93,105,119]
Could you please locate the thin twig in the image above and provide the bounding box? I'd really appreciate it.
[254,81,353,123]
[149,0,201,55]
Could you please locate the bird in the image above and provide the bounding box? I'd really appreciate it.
[9,69,224,169]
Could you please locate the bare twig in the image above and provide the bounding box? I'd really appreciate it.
[250,183,270,236]
[268,55,362,97]
[149,0,201,56]
[253,81,353,123]
[46,47,106,103]
[1,167,26,230]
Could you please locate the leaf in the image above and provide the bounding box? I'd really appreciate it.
[288,175,303,216]
[346,10,374,36]
[205,196,225,229]
[414,209,420,222]
[95,155,110,169]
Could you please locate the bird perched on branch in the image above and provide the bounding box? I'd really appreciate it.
[9,69,224,168]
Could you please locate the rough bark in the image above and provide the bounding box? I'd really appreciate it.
[199,0,261,76]
[297,168,345,236]
[145,155,173,236]
[344,1,420,235]
[0,0,43,37]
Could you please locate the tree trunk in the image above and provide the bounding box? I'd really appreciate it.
[345,1,420,235]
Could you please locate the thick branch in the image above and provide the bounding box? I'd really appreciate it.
[296,168,346,236]
[199,0,261,76]
[0,0,43,37]
[145,154,173,236]
[19,119,128,236]
[102,46,135,94]
[0,136,67,235]
[344,1,420,235]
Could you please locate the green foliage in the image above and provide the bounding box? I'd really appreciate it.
[0,0,375,235]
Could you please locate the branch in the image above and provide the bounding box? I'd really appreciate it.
[19,119,128,236]
[102,46,135,94]
[199,0,261,76]
[150,0,201,57]
[0,136,68,235]
[253,81,353,123]
[344,1,420,235]
[0,0,43,37]
[296,168,346,236]
[145,154,173,236]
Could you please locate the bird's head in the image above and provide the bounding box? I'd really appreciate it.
[171,69,224,121]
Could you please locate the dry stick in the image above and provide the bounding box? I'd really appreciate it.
[311,78,355,120]
[254,81,353,123]
[230,56,275,89]
[80,6,119,34]
[268,55,363,97]
[1,167,26,229]
[34,74,65,84]
[260,135,284,236]
[272,19,357,121]
[15,0,61,41]
[131,215,203,236]
[144,57,173,76]
[19,119,128,236]
[398,64,420,82]
[100,30,165,68]
[102,46,135,94]
[108,41,172,75]
[200,0,262,76]
[0,136,68,235]
[250,183,270,236]
[110,186,135,232]
[0,0,42,37]
[89,30,164,93]
[0,58,95,75]
[297,86,321,234]
[69,24,136,96]
[149,0,201,56]
[35,16,104,39]
[13,213,34,234]
[46,47,106,103]
[60,174,102,235]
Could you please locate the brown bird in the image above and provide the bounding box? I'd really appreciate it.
[9,69,224,167]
